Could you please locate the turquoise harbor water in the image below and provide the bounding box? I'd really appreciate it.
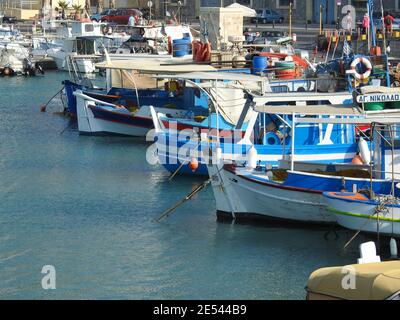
[0,72,370,299]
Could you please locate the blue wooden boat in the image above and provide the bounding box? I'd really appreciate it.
[150,72,355,176]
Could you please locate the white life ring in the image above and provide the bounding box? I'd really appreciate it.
[350,57,372,80]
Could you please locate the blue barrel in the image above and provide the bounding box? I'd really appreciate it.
[252,56,267,74]
[173,38,191,57]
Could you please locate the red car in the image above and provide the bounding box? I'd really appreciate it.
[101,8,142,24]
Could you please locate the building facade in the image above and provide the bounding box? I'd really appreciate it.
[2,0,400,21]
[197,0,400,23]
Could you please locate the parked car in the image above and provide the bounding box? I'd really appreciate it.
[90,9,116,22]
[1,16,17,23]
[100,8,142,25]
[252,9,284,24]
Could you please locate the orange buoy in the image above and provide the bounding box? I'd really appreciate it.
[192,41,201,60]
[204,42,211,62]
[189,157,199,172]
[167,36,173,55]
[351,154,364,165]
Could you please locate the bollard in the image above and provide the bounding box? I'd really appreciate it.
[272,20,275,29]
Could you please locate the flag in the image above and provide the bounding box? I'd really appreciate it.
[343,39,352,56]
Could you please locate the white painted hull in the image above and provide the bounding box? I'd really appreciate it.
[75,92,190,137]
[207,163,335,223]
[49,52,97,73]
[325,194,400,237]
[79,114,149,136]
[76,97,149,136]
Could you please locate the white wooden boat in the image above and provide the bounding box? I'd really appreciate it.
[207,88,400,225]
[46,21,130,73]
[324,192,400,237]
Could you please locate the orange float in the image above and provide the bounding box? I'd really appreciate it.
[193,42,211,62]
[189,157,199,172]
[167,36,173,55]
[192,41,201,60]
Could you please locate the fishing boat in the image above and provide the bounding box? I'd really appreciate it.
[109,24,194,60]
[73,60,217,136]
[322,93,400,237]
[63,64,315,118]
[47,20,130,73]
[151,47,392,176]
[206,87,400,224]
[324,191,400,237]
[0,45,43,76]
[151,71,355,176]
[71,58,319,136]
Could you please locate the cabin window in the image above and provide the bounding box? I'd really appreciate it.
[76,39,95,55]
[84,24,94,33]
[271,85,289,93]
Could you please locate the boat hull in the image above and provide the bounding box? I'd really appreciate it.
[76,93,204,137]
[76,94,151,136]
[155,132,357,176]
[324,192,400,237]
[207,164,334,224]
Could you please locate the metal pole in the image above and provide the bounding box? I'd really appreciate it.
[380,0,387,54]
[289,2,292,37]
[291,112,295,171]
[319,4,323,35]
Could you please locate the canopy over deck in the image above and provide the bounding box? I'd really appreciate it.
[254,104,361,116]
[253,91,351,103]
[254,103,400,124]
[152,72,267,82]
[95,60,216,74]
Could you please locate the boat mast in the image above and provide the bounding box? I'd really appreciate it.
[368,0,376,48]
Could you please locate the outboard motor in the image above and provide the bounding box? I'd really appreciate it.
[35,62,44,75]
[22,58,45,76]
